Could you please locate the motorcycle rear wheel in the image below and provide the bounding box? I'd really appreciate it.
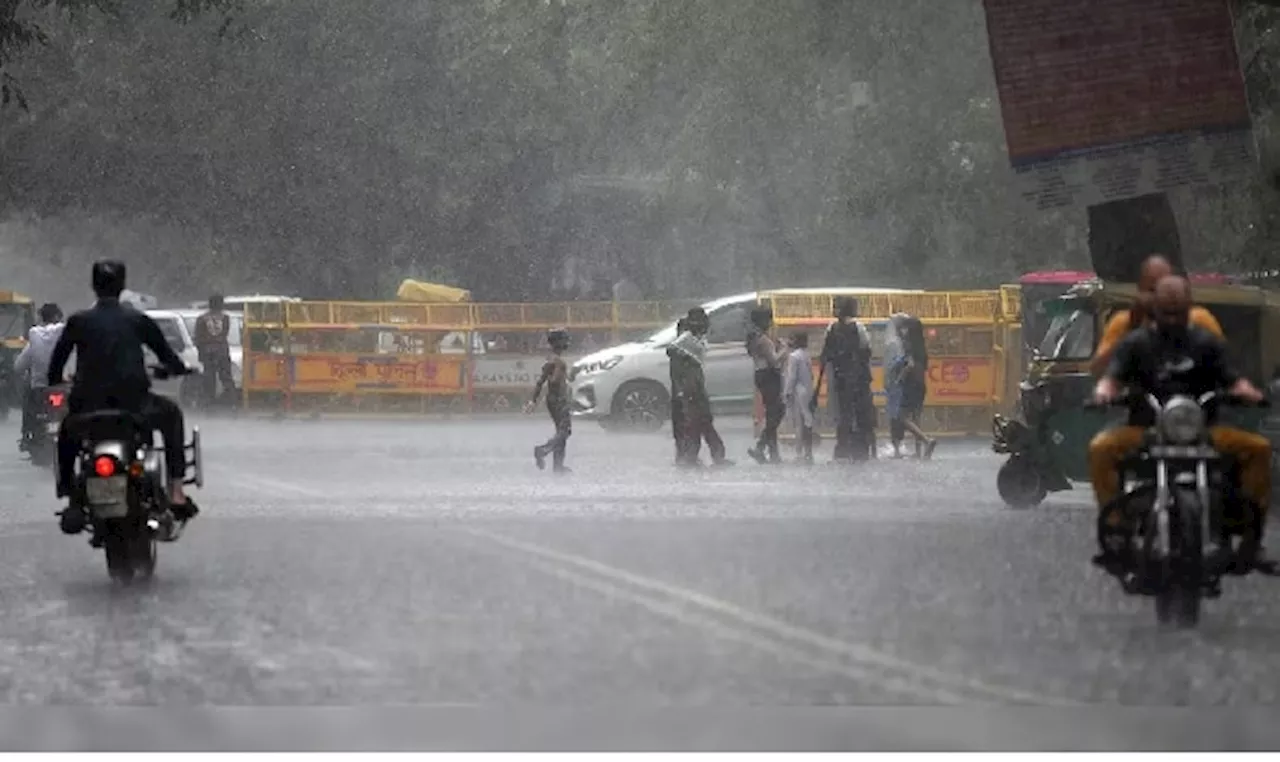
[103,532,134,584]
[103,521,157,585]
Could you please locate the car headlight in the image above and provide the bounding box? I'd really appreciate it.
[1159,396,1204,444]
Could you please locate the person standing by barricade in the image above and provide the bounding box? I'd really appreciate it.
[194,294,237,408]
[814,297,872,463]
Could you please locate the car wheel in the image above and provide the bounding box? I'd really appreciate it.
[607,380,669,433]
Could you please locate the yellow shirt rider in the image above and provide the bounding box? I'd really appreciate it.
[1087,257,1273,571]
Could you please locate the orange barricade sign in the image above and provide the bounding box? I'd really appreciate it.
[809,356,995,407]
[245,353,466,395]
[919,356,995,404]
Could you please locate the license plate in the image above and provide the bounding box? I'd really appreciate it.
[46,423,58,434]
[85,476,128,509]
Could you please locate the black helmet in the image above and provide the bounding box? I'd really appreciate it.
[210,294,225,310]
[749,305,773,331]
[686,307,708,331]
[547,327,571,350]
[92,260,127,299]
[38,303,63,323]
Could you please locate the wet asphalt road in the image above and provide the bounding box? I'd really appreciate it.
[2,414,1280,749]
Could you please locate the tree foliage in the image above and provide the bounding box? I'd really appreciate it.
[0,0,1276,302]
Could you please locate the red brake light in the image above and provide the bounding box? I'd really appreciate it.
[47,392,64,408]
[93,456,116,478]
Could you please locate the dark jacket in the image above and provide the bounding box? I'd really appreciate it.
[195,309,231,354]
[48,298,186,409]
[821,319,871,384]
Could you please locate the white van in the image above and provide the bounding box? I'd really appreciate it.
[568,288,922,431]
[144,310,203,402]
[189,295,300,313]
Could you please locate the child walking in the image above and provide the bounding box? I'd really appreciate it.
[746,306,785,465]
[783,331,816,463]
[525,327,573,473]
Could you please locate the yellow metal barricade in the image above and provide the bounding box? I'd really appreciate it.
[755,289,1017,439]
[242,299,689,415]
[242,301,472,415]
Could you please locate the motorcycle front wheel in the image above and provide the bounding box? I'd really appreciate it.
[1154,489,1204,630]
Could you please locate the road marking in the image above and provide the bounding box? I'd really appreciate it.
[209,468,329,499]
[458,527,1075,705]
[509,552,969,703]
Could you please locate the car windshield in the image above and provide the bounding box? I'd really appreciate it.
[0,303,31,339]
[645,296,753,345]
[152,317,188,354]
[1038,309,1094,360]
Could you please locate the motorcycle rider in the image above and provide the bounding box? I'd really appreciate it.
[1091,275,1269,572]
[14,303,65,450]
[47,261,198,534]
[1091,254,1224,376]
[1089,256,1273,570]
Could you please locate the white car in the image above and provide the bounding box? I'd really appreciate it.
[568,288,922,432]
[188,294,300,313]
[144,310,202,401]
[174,309,243,390]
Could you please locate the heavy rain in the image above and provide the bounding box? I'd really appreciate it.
[1,0,1280,752]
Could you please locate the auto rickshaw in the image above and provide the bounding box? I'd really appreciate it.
[0,292,35,421]
[991,279,1280,509]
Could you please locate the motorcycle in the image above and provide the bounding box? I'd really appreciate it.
[58,367,204,584]
[23,384,70,468]
[1090,390,1268,630]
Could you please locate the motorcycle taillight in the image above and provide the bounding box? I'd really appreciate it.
[47,391,65,408]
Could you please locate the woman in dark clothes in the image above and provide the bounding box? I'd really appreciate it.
[884,313,937,459]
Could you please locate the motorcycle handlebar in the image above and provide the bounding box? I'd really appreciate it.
[150,365,194,381]
[1084,390,1270,411]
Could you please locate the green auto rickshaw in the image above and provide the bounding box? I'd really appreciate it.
[991,279,1280,509]
[0,292,35,421]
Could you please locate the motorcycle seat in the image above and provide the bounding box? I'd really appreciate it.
[65,410,151,445]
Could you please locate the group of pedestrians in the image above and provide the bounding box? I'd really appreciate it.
[744,296,938,466]
[524,298,938,473]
